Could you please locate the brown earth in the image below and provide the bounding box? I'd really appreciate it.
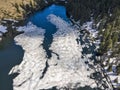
[0,0,58,21]
[0,0,36,20]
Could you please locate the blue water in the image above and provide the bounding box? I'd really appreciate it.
[28,4,69,27]
[28,4,70,58]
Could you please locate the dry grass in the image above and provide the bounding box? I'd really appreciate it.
[0,0,33,20]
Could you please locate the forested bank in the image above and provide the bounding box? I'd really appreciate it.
[66,0,120,89]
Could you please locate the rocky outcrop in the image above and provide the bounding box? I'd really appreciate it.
[9,15,97,90]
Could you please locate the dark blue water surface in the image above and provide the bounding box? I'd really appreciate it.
[0,37,24,90]
[28,4,70,58]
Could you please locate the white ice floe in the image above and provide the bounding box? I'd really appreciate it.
[10,23,47,90]
[16,22,38,32]
[37,14,96,89]
[10,15,97,90]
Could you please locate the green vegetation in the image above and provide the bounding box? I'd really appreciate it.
[66,0,120,79]
[66,0,120,57]
[107,65,112,72]
[67,0,120,23]
[116,65,120,75]
[99,8,120,57]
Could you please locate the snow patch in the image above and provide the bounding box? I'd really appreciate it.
[81,20,98,38]
[0,25,7,34]
[0,25,7,41]
[3,18,18,22]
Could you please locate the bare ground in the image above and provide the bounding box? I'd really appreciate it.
[0,0,34,20]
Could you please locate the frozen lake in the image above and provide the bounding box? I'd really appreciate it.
[0,4,95,90]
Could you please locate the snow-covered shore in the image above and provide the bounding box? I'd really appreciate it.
[80,18,119,89]
[10,15,97,90]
